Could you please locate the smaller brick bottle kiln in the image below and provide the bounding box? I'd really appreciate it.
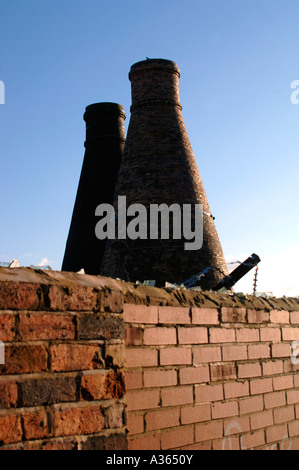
[62,102,126,274]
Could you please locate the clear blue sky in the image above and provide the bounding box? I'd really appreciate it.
[0,0,298,296]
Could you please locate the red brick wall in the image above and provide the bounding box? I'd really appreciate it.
[1,267,299,451]
[0,268,127,450]
[124,302,299,450]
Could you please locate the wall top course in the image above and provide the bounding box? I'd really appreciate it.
[0,267,299,313]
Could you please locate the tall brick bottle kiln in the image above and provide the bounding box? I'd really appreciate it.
[101,59,228,288]
[62,102,126,274]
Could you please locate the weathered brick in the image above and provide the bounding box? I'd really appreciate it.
[0,380,18,408]
[78,314,124,340]
[0,313,15,341]
[106,403,125,429]
[0,283,41,310]
[22,409,48,440]
[53,404,104,437]
[50,343,103,372]
[178,327,208,345]
[0,344,47,374]
[80,371,125,401]
[221,307,246,323]
[80,432,128,450]
[19,312,75,340]
[105,343,125,368]
[20,376,77,406]
[48,285,98,312]
[210,363,236,382]
[0,414,22,444]
[125,327,143,346]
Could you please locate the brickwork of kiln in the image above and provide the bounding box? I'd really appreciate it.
[101,59,228,289]
[1,267,299,450]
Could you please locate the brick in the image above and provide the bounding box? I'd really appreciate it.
[270,310,289,324]
[0,380,18,408]
[247,309,270,324]
[106,403,125,429]
[127,389,160,412]
[0,282,41,310]
[144,369,177,388]
[290,312,299,324]
[20,376,77,406]
[181,403,211,425]
[124,371,143,390]
[179,366,209,384]
[274,406,295,424]
[50,343,103,372]
[81,371,125,401]
[241,430,265,449]
[223,416,250,436]
[195,421,223,443]
[160,347,192,366]
[0,414,22,444]
[78,314,124,340]
[195,384,223,403]
[238,362,262,379]
[146,408,180,431]
[193,345,221,364]
[271,343,291,358]
[178,327,208,344]
[248,343,270,359]
[262,360,283,376]
[191,308,219,325]
[250,410,273,430]
[124,304,158,324]
[0,313,15,341]
[221,307,246,323]
[250,377,273,395]
[209,328,235,344]
[53,404,104,437]
[105,343,125,368]
[101,289,123,314]
[219,434,240,450]
[211,401,238,419]
[264,391,286,409]
[48,285,98,312]
[81,432,127,450]
[222,344,247,361]
[158,306,190,324]
[224,381,250,399]
[273,375,294,391]
[19,313,75,340]
[161,425,194,450]
[282,328,299,341]
[143,327,176,346]
[161,385,193,407]
[288,420,299,437]
[210,363,236,382]
[128,433,160,450]
[239,395,264,415]
[260,328,281,342]
[266,423,288,444]
[125,348,158,368]
[22,409,48,440]
[236,328,259,343]
[287,389,299,405]
[0,344,47,374]
[127,414,144,435]
[125,327,143,346]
